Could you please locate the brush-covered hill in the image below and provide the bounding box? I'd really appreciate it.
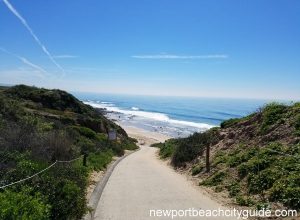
[153,102,300,211]
[0,85,137,219]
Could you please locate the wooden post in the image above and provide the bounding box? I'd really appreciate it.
[83,153,87,167]
[206,145,210,173]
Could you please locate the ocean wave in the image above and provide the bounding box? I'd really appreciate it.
[168,119,214,129]
[212,111,242,118]
[131,107,139,111]
[84,101,214,130]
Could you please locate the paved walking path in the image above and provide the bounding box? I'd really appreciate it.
[94,145,237,220]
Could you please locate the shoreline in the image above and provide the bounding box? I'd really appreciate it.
[87,100,217,138]
[118,122,172,145]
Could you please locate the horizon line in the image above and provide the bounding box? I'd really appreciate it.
[1,83,298,102]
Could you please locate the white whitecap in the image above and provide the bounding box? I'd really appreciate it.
[131,107,139,111]
[84,101,214,130]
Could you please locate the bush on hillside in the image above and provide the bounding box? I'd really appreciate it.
[87,150,113,171]
[0,85,138,219]
[70,126,97,139]
[0,187,50,220]
[270,172,300,209]
[200,171,227,186]
[5,85,92,114]
[227,182,241,197]
[191,163,205,175]
[171,128,219,167]
[227,146,258,167]
[159,140,177,159]
[220,118,242,128]
[122,138,139,150]
[158,101,300,210]
[261,103,287,132]
[247,168,282,194]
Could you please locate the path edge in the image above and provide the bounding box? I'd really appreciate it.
[83,149,139,220]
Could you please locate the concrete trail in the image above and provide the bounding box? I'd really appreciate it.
[94,145,237,220]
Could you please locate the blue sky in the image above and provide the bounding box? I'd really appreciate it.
[0,0,299,100]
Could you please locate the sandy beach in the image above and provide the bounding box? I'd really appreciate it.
[120,124,171,145]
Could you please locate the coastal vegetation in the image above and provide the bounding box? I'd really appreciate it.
[154,102,300,210]
[0,85,137,219]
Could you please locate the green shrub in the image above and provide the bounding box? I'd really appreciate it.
[1,152,46,182]
[227,155,242,167]
[227,182,241,197]
[200,171,226,186]
[5,85,91,114]
[191,164,205,175]
[247,168,282,194]
[110,142,125,156]
[237,163,249,178]
[270,172,300,209]
[159,141,176,159]
[151,142,163,148]
[87,150,113,171]
[171,129,219,167]
[34,165,89,219]
[44,179,87,219]
[235,195,254,206]
[0,94,25,120]
[129,137,138,143]
[122,138,138,150]
[56,181,85,219]
[261,103,287,132]
[226,146,258,167]
[0,187,50,220]
[244,156,270,174]
[215,186,224,192]
[295,115,300,135]
[60,116,76,125]
[71,126,97,139]
[220,118,242,128]
[172,143,202,167]
[212,151,228,166]
[287,143,300,154]
[78,137,97,153]
[0,85,137,219]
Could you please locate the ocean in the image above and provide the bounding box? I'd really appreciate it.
[73,92,274,138]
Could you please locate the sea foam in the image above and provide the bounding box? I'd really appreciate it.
[84,101,214,130]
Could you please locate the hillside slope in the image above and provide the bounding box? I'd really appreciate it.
[0,85,137,219]
[154,102,300,211]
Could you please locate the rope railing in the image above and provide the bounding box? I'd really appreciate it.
[0,162,57,189]
[57,155,83,163]
[0,155,83,190]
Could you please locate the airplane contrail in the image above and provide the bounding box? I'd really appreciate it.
[2,0,65,76]
[0,47,48,78]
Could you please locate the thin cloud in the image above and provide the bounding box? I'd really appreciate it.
[132,54,228,59]
[0,47,47,78]
[19,57,47,77]
[53,55,79,59]
[2,0,65,76]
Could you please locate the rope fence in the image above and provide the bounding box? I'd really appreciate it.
[0,155,83,190]
[1,147,299,190]
[57,155,83,163]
